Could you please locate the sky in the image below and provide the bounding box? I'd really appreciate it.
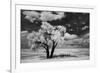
[21,10,89,36]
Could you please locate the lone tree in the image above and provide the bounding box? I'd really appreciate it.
[21,10,89,58]
[22,10,66,58]
[27,22,66,58]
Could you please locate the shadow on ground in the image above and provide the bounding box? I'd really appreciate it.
[39,54,78,60]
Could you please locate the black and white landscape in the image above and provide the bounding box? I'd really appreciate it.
[20,9,89,63]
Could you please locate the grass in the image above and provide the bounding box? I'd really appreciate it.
[21,32,89,63]
[21,48,89,63]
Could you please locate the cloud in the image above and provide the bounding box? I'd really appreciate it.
[55,12,65,20]
[64,33,77,39]
[83,33,89,38]
[82,26,88,30]
[23,11,40,22]
[23,11,40,18]
[40,11,56,21]
[40,11,65,21]
[25,15,37,23]
[23,10,65,22]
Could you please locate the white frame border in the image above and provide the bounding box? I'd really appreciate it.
[11,2,96,73]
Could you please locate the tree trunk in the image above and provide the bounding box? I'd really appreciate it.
[50,41,57,58]
[41,43,50,59]
[50,46,55,58]
[46,48,50,58]
[41,41,57,59]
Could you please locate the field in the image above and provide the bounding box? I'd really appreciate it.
[21,32,89,63]
[21,48,89,63]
